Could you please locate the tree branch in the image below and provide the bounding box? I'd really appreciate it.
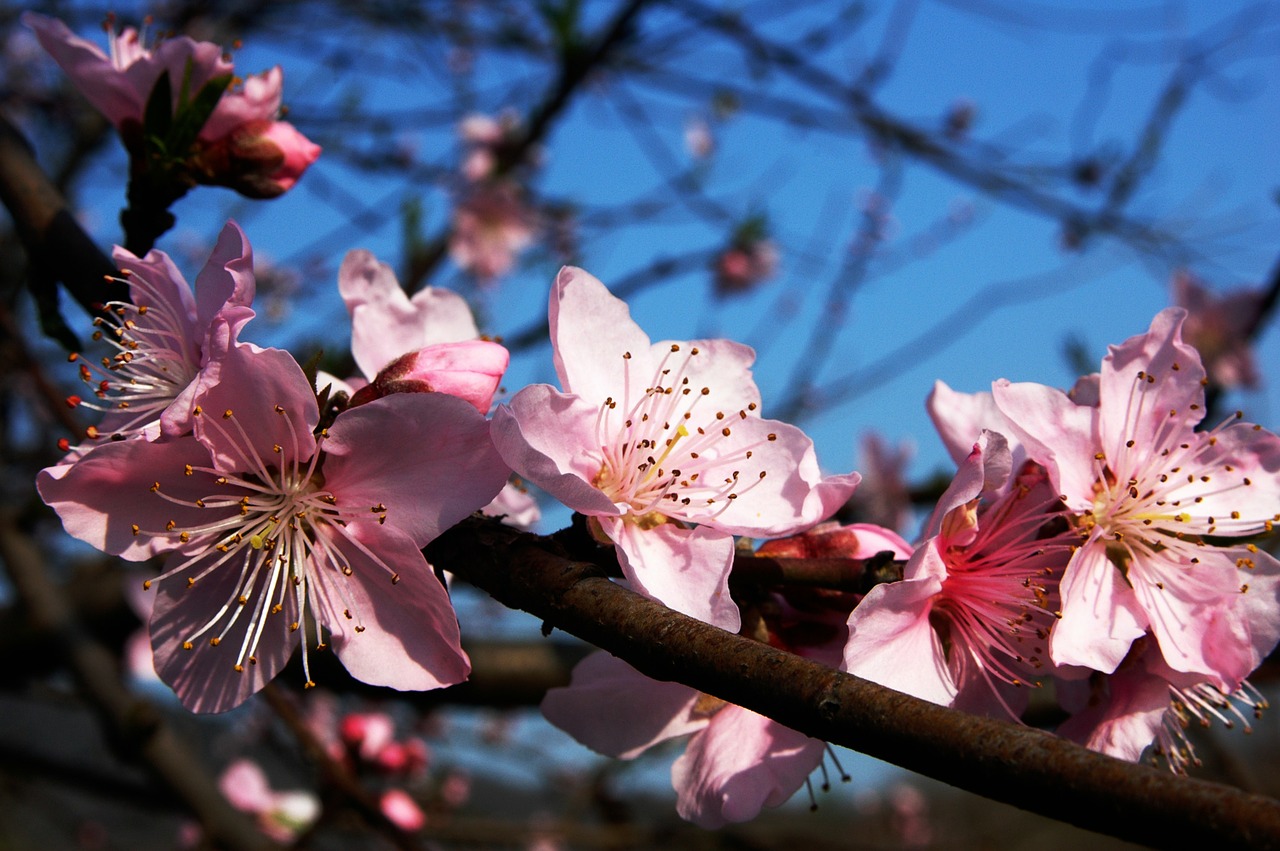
[426,514,1280,849]
[0,113,123,316]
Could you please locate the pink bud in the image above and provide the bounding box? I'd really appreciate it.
[380,789,426,832]
[350,340,509,413]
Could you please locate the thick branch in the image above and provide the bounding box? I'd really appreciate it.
[0,114,123,314]
[426,515,1280,849]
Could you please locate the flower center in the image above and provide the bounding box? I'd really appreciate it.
[132,402,396,688]
[66,271,200,442]
[930,475,1072,712]
[592,344,773,524]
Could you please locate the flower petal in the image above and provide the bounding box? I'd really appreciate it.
[149,547,300,714]
[339,249,480,379]
[992,378,1099,507]
[310,523,470,692]
[604,517,741,631]
[37,436,214,560]
[843,575,958,706]
[1049,539,1148,673]
[541,651,705,759]
[548,266,653,403]
[490,386,621,517]
[322,391,510,546]
[671,705,824,829]
[193,220,256,331]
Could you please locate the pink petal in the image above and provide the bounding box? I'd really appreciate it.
[992,378,1099,507]
[490,386,621,517]
[219,760,273,813]
[23,12,143,125]
[191,336,319,473]
[481,481,542,531]
[149,547,300,713]
[1127,547,1253,684]
[1055,652,1172,762]
[1098,307,1205,457]
[256,120,321,191]
[1049,539,1148,673]
[681,418,857,538]
[339,249,480,379]
[200,66,282,141]
[37,436,215,560]
[548,266,654,403]
[193,220,256,330]
[379,789,426,832]
[927,380,1017,467]
[671,705,824,829]
[921,430,1009,541]
[604,518,741,631]
[353,340,508,414]
[309,524,470,692]
[843,575,958,706]
[322,392,510,547]
[541,652,705,759]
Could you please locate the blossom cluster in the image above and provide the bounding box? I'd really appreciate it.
[26,11,1280,835]
[24,12,319,199]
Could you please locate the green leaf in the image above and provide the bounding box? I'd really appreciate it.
[170,72,233,154]
[142,70,174,145]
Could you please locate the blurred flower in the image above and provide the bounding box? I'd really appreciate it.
[458,110,522,182]
[492,267,860,631]
[942,98,976,140]
[712,217,777,298]
[449,183,537,282]
[850,431,914,532]
[380,789,427,831]
[1171,270,1265,390]
[684,116,715,159]
[219,759,319,843]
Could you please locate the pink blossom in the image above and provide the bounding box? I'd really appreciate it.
[24,12,231,132]
[448,183,537,282]
[1171,270,1264,390]
[38,334,510,712]
[480,478,542,531]
[712,238,778,298]
[992,308,1280,685]
[218,759,319,842]
[336,248,528,524]
[24,12,319,198]
[458,111,521,182]
[492,267,859,630]
[1057,635,1274,773]
[843,432,1074,716]
[684,116,715,160]
[340,712,398,762]
[850,432,915,533]
[66,220,255,445]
